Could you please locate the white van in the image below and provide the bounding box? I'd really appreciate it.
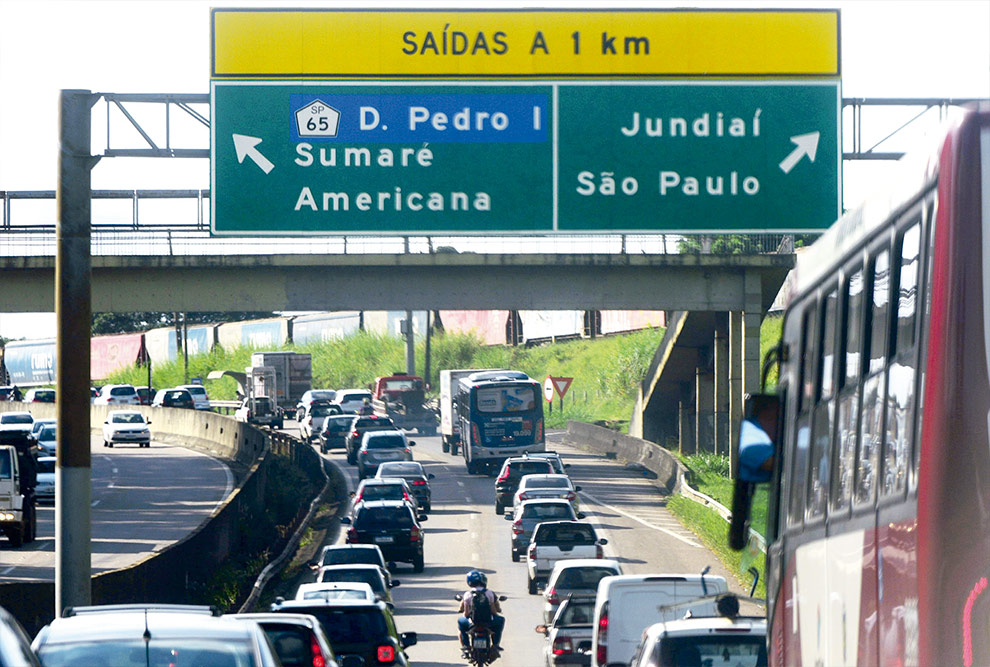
[592,573,728,667]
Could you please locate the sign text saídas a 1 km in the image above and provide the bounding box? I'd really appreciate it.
[210,9,840,236]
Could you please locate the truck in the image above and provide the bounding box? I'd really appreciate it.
[250,352,312,414]
[438,368,501,455]
[371,373,437,436]
[234,365,283,429]
[0,433,37,548]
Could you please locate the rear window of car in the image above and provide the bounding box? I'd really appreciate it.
[537,524,596,544]
[322,549,381,567]
[109,386,136,396]
[259,624,314,666]
[185,386,207,397]
[378,463,422,476]
[355,506,414,528]
[39,426,57,440]
[556,568,618,589]
[37,458,56,474]
[558,600,595,625]
[1,414,32,424]
[311,404,340,417]
[524,477,569,489]
[508,461,553,478]
[360,485,405,501]
[356,417,393,428]
[166,390,190,401]
[37,639,254,666]
[34,390,55,400]
[310,390,336,401]
[326,417,353,430]
[341,392,372,402]
[365,435,406,449]
[658,635,766,667]
[522,504,574,520]
[304,608,389,645]
[319,569,384,593]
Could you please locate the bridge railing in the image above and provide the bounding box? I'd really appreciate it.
[1,189,798,256]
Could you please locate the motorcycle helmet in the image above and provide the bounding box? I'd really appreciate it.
[466,570,486,587]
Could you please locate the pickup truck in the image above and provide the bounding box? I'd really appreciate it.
[536,595,596,667]
[525,521,607,594]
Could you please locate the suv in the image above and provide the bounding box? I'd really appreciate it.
[296,389,338,420]
[336,389,374,414]
[351,478,417,511]
[494,456,555,514]
[177,384,211,411]
[317,564,398,607]
[312,543,389,574]
[23,388,55,403]
[542,558,623,624]
[32,604,281,666]
[228,612,339,667]
[152,387,196,409]
[357,430,414,479]
[343,500,427,572]
[506,498,582,562]
[300,401,342,442]
[345,415,396,465]
[375,461,434,511]
[94,384,140,406]
[270,598,417,667]
[319,414,355,453]
[629,604,767,667]
[524,451,569,475]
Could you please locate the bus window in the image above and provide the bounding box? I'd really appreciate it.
[833,267,865,513]
[883,222,921,498]
[857,249,891,507]
[809,288,838,518]
[789,304,817,527]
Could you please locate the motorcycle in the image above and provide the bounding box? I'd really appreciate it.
[455,593,508,666]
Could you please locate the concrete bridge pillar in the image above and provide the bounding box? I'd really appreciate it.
[714,320,730,456]
[729,311,744,474]
[695,364,714,454]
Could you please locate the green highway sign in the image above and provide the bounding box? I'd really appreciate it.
[211,81,839,235]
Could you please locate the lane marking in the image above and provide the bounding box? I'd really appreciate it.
[579,489,702,548]
[0,566,14,575]
[91,500,101,507]
[456,481,465,487]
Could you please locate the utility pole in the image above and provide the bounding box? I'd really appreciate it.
[424,311,432,388]
[56,89,98,615]
[405,310,415,376]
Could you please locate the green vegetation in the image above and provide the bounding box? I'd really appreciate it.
[760,314,784,390]
[106,328,666,431]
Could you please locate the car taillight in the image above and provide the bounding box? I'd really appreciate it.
[410,526,420,542]
[528,543,536,560]
[377,645,395,662]
[546,587,559,605]
[346,527,357,542]
[311,634,325,667]
[565,491,576,501]
[512,520,523,535]
[497,470,509,483]
[552,635,573,655]
[597,604,609,665]
[518,492,529,501]
[403,492,411,500]
[596,543,604,559]
[536,418,544,442]
[353,430,360,437]
[472,423,481,446]
[404,448,410,454]
[411,480,426,486]
[353,493,363,502]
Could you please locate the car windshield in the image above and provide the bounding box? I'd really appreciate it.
[525,477,570,489]
[555,568,618,589]
[37,639,255,667]
[355,507,413,528]
[311,404,339,417]
[319,569,384,593]
[365,435,405,449]
[558,600,595,626]
[304,608,389,645]
[522,504,574,520]
[1,414,32,424]
[109,386,136,396]
[378,463,422,476]
[38,426,57,440]
[322,549,381,567]
[659,635,767,667]
[37,458,56,474]
[112,414,145,424]
[360,485,405,501]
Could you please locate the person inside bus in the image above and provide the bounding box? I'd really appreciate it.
[738,394,778,483]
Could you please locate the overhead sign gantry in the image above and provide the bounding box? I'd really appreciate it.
[211,9,840,236]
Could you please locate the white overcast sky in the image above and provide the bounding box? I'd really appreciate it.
[0,0,988,338]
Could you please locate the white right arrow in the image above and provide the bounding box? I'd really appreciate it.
[232,133,275,175]
[778,131,820,174]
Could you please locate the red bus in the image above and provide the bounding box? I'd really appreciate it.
[732,104,990,666]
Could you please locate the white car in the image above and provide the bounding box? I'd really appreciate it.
[94,384,140,406]
[513,474,581,513]
[294,582,376,602]
[0,412,34,435]
[299,402,342,441]
[335,389,373,414]
[177,384,211,411]
[35,456,56,501]
[102,411,152,448]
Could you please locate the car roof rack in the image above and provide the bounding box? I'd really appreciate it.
[62,604,221,617]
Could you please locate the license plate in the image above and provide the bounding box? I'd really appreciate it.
[473,638,489,649]
[375,536,394,544]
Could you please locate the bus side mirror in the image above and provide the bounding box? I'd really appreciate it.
[729,393,779,551]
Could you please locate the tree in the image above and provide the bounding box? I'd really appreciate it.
[92,312,277,335]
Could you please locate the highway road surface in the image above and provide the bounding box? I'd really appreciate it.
[0,434,233,581]
[310,429,756,667]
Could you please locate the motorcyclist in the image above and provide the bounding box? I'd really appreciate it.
[458,570,504,655]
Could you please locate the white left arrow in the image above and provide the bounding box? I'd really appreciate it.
[778,131,820,174]
[233,134,274,174]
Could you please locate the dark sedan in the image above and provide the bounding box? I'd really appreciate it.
[342,500,427,572]
[375,461,435,511]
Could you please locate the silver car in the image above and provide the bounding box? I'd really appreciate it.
[357,430,415,480]
[541,558,623,624]
[513,473,581,513]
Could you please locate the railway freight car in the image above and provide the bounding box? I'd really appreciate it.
[291,311,362,344]
[435,310,514,345]
[598,310,666,335]
[1,338,56,386]
[145,325,219,365]
[217,317,291,350]
[361,311,429,338]
[91,333,147,382]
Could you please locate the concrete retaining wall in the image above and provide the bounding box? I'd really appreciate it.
[0,402,340,636]
[562,420,685,494]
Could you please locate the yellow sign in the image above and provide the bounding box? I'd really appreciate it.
[212,9,839,79]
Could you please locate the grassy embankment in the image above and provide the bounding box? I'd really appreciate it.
[666,313,782,599]
[106,327,667,431]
